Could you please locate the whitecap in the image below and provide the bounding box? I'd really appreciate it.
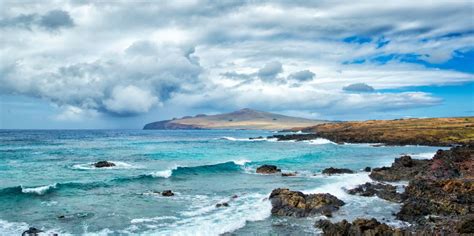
[232,159,251,165]
[304,138,335,145]
[131,216,178,224]
[307,173,408,226]
[0,219,70,236]
[409,152,435,159]
[21,183,57,195]
[71,161,138,170]
[144,193,271,235]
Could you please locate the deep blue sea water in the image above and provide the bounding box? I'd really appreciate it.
[0,130,443,235]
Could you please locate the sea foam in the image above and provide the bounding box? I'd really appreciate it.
[21,183,57,195]
[71,161,138,170]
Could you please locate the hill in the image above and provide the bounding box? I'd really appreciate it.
[143,108,329,130]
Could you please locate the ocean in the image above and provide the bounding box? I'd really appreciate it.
[0,130,443,235]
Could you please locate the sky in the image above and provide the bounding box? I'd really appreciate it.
[0,0,473,129]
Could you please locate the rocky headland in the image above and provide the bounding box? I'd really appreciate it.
[271,117,474,146]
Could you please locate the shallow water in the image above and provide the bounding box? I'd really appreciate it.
[0,130,443,235]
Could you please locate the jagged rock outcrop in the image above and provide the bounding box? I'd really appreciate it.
[315,218,410,236]
[369,155,430,181]
[347,182,404,203]
[269,188,344,217]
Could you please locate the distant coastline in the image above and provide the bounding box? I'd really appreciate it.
[272,116,474,147]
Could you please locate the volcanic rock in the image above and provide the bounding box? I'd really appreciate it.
[256,165,281,174]
[347,182,404,203]
[93,161,116,168]
[269,188,344,217]
[161,190,174,197]
[322,167,354,175]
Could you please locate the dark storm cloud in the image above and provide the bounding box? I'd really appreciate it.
[343,83,375,92]
[288,70,315,82]
[258,61,283,81]
[0,10,74,31]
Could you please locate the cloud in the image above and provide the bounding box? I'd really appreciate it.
[343,83,375,92]
[169,83,441,115]
[0,0,473,122]
[104,85,159,115]
[54,105,99,121]
[0,10,74,31]
[258,61,283,81]
[0,40,202,116]
[288,70,315,82]
[39,10,74,30]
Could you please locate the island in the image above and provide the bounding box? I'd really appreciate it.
[143,108,330,130]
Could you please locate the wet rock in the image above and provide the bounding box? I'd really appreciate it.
[397,179,474,222]
[93,161,116,168]
[457,215,474,234]
[363,166,371,172]
[269,188,344,217]
[161,190,174,197]
[281,172,297,177]
[249,136,264,140]
[347,182,404,203]
[322,167,354,175]
[21,227,43,236]
[369,155,430,182]
[231,195,238,199]
[371,146,473,182]
[256,165,281,174]
[315,218,407,235]
[216,202,229,208]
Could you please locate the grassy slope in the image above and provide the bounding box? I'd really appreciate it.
[299,117,474,146]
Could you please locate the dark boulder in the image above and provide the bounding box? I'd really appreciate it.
[256,165,281,174]
[22,227,43,236]
[269,188,344,217]
[281,172,297,177]
[249,136,264,140]
[93,161,116,168]
[161,190,174,197]
[315,218,408,235]
[216,202,229,208]
[347,182,404,203]
[322,167,354,175]
[363,166,371,172]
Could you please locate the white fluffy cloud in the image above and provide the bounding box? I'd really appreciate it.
[0,0,473,121]
[104,85,159,115]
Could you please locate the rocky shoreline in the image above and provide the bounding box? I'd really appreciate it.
[266,145,473,235]
[271,117,474,147]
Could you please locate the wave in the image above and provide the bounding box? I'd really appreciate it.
[409,152,435,159]
[306,173,407,226]
[303,138,335,145]
[115,160,252,184]
[140,193,272,235]
[21,183,57,195]
[219,136,271,142]
[0,182,109,197]
[71,161,138,170]
[154,161,246,177]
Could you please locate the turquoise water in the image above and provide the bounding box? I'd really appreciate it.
[0,130,442,235]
